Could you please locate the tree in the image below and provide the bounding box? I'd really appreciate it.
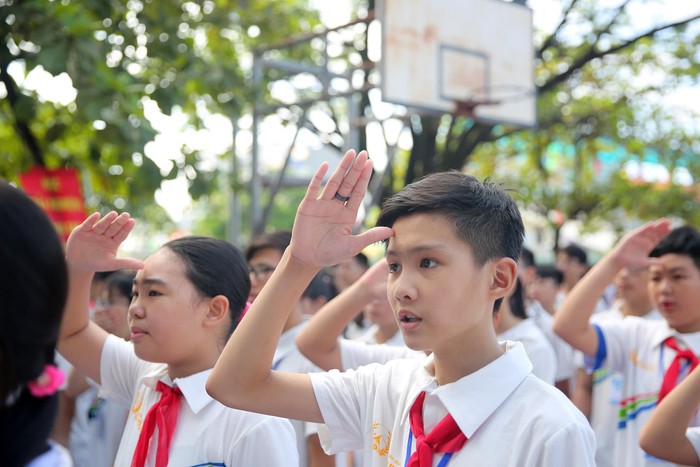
[370,0,700,248]
[0,0,320,218]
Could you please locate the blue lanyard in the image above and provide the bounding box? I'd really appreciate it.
[403,428,455,467]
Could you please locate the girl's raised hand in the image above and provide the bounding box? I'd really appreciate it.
[290,150,393,267]
[65,211,144,272]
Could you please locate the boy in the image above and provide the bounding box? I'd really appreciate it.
[207,150,595,466]
[553,221,700,467]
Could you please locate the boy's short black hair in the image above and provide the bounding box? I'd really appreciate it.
[535,265,564,285]
[376,171,524,266]
[649,225,700,271]
[508,278,528,320]
[245,231,292,262]
[303,270,338,302]
[520,246,535,268]
[376,171,524,311]
[558,244,588,265]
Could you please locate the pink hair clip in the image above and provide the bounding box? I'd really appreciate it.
[27,364,65,397]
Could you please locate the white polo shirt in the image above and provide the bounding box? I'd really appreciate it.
[310,341,596,467]
[594,317,700,467]
[100,335,299,466]
[497,318,557,384]
[582,307,661,467]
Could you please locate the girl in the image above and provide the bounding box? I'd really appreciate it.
[0,180,71,466]
[58,212,297,466]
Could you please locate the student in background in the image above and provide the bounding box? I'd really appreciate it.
[0,180,71,466]
[495,278,557,384]
[208,150,595,466]
[553,221,700,467]
[58,212,297,466]
[572,265,659,467]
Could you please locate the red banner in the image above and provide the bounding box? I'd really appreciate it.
[19,167,87,243]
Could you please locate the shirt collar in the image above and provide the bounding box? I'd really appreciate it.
[649,320,680,348]
[142,367,215,415]
[399,341,533,439]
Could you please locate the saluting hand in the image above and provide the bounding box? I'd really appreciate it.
[290,149,393,268]
[65,211,144,272]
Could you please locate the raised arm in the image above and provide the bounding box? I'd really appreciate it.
[296,260,389,371]
[640,366,700,465]
[57,212,143,383]
[552,220,671,356]
[206,150,393,423]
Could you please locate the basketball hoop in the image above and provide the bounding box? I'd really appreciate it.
[452,85,535,119]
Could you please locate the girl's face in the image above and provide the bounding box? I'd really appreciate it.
[129,248,213,377]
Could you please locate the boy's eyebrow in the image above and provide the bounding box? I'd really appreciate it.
[385,243,450,257]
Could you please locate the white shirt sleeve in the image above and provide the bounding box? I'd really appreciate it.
[309,365,384,454]
[99,334,153,405]
[686,427,700,462]
[537,420,598,467]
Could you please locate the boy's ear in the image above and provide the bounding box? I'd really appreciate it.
[488,257,518,300]
[204,295,230,328]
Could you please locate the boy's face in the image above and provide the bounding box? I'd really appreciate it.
[614,267,651,313]
[332,257,367,291]
[648,253,700,333]
[385,213,497,354]
[556,253,586,286]
[247,247,284,303]
[531,276,559,313]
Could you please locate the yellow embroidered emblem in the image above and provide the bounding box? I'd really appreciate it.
[371,422,392,457]
[628,350,655,371]
[131,390,145,430]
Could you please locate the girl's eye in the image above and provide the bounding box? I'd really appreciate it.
[131,291,139,298]
[148,290,162,297]
[388,263,400,273]
[420,258,437,268]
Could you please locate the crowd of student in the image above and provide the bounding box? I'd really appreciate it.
[1,149,700,466]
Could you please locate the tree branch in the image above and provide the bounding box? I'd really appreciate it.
[540,13,700,95]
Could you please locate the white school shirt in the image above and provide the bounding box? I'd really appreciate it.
[339,339,424,370]
[274,322,333,467]
[100,335,299,467]
[594,317,700,467]
[581,306,661,467]
[310,341,596,467]
[69,381,128,467]
[687,427,700,461]
[498,318,557,384]
[527,300,576,383]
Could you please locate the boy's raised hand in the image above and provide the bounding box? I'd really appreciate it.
[66,211,144,272]
[610,219,672,269]
[290,150,393,267]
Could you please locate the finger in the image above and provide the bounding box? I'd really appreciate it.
[111,218,136,244]
[91,211,119,235]
[76,212,102,232]
[332,151,367,202]
[345,157,373,212]
[348,226,394,254]
[305,162,330,202]
[321,149,356,200]
[112,257,145,271]
[103,213,132,239]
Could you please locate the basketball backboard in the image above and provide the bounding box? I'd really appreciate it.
[379,0,536,127]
